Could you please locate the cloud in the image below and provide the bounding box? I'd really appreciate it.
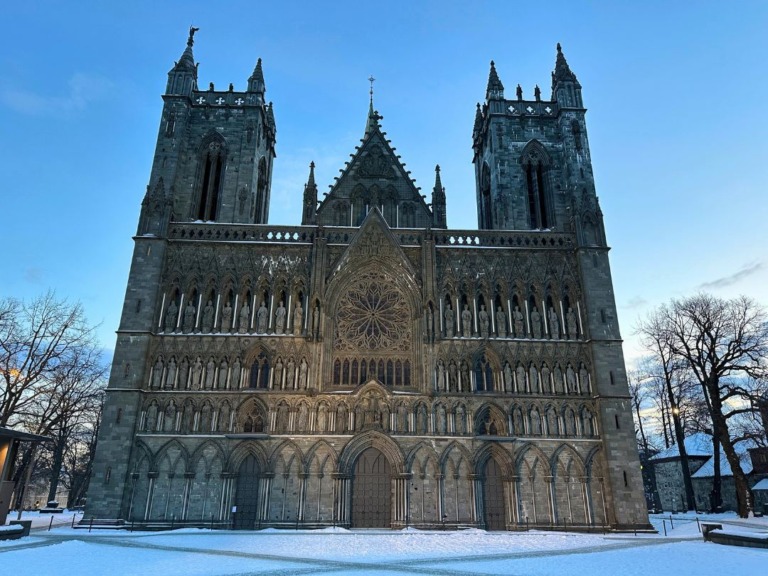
[23,267,43,284]
[697,261,764,290]
[1,73,113,115]
[622,296,648,310]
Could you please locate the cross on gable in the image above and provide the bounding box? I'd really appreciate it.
[234,98,244,105]
[196,96,206,105]
[215,97,226,105]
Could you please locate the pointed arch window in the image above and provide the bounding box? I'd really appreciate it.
[197,139,226,221]
[521,142,552,230]
[254,157,268,223]
[479,163,492,229]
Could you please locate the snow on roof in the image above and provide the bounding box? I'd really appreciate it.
[691,441,757,478]
[650,432,713,461]
[753,478,768,491]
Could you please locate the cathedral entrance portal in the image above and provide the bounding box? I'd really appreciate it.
[234,455,259,529]
[351,447,392,528]
[483,457,506,530]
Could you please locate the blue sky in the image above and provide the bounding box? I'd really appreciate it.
[2,1,767,363]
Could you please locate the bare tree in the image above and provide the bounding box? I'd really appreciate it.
[0,291,106,507]
[663,294,768,517]
[0,292,98,427]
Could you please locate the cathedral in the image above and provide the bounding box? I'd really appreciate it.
[85,29,651,531]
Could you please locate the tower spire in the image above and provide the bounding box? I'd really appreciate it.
[302,161,318,225]
[550,43,583,107]
[364,76,381,137]
[166,27,199,95]
[431,164,447,228]
[247,58,266,102]
[486,60,504,100]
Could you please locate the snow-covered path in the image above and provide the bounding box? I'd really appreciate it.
[1,513,766,575]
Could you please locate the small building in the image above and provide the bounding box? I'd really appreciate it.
[0,427,50,525]
[648,432,712,512]
[650,432,768,513]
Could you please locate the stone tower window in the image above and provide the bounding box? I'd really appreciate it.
[480,163,492,229]
[521,141,551,230]
[196,140,225,221]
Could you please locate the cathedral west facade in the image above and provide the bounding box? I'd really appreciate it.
[85,30,650,531]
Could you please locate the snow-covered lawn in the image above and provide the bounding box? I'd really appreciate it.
[1,511,766,575]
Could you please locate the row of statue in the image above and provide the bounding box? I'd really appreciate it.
[435,359,590,395]
[163,297,321,337]
[141,398,597,438]
[427,303,581,340]
[150,355,309,391]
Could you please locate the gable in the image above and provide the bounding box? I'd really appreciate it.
[315,111,434,228]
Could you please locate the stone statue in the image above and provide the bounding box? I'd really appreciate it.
[183,301,196,333]
[164,300,178,332]
[239,302,250,333]
[516,364,527,392]
[165,357,177,389]
[461,304,472,338]
[531,306,542,339]
[516,83,523,99]
[529,364,539,393]
[496,306,507,338]
[567,365,577,394]
[312,305,320,338]
[231,357,241,389]
[436,404,446,435]
[437,360,445,391]
[286,357,296,389]
[478,305,489,338]
[275,301,286,334]
[317,403,327,432]
[256,301,268,333]
[274,357,284,389]
[513,306,525,337]
[193,356,203,389]
[579,365,590,394]
[299,358,308,389]
[205,358,215,389]
[456,405,466,435]
[152,357,163,389]
[218,358,229,389]
[460,360,470,391]
[504,363,513,392]
[276,402,288,433]
[179,357,189,390]
[297,403,308,431]
[293,302,303,336]
[566,307,578,339]
[534,84,541,100]
[201,300,214,332]
[440,305,452,338]
[426,307,434,340]
[448,360,458,392]
[221,302,233,332]
[337,403,348,432]
[549,307,560,340]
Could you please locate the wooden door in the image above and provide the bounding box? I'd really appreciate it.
[351,448,391,527]
[483,458,506,530]
[234,455,259,529]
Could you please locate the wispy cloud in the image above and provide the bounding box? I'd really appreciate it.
[622,296,648,310]
[698,261,764,290]
[1,73,113,115]
[23,267,43,284]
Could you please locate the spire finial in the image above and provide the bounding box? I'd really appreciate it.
[486,60,504,100]
[368,75,376,105]
[188,26,199,47]
[557,42,562,53]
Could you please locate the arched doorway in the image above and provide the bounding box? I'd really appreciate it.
[234,455,259,529]
[483,457,506,530]
[351,447,391,527]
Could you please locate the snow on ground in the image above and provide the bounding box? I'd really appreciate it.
[0,511,766,576]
